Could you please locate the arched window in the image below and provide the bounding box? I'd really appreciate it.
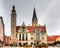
[19,34,21,40]
[25,42,28,45]
[22,34,24,40]
[19,42,21,46]
[26,34,28,40]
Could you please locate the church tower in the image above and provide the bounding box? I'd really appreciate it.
[32,8,38,26]
[11,5,17,44]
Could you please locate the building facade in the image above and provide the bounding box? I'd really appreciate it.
[11,5,47,46]
[0,17,4,46]
[0,17,4,42]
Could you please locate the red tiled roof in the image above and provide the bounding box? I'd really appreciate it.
[47,35,60,41]
[16,26,46,32]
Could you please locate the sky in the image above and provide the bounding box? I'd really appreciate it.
[0,0,60,36]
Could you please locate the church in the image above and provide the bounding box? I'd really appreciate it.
[11,5,47,46]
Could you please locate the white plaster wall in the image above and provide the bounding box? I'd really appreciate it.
[40,32,47,43]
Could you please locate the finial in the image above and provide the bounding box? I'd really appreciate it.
[13,5,15,10]
[12,5,16,12]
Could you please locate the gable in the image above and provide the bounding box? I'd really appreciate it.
[16,26,46,33]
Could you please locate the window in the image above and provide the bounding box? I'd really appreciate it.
[22,26,25,29]
[41,33,44,35]
[42,37,44,40]
[37,42,39,45]
[36,33,40,36]
[36,37,40,40]
[35,28,40,36]
[31,37,33,40]
[22,34,24,40]
[26,34,28,40]
[35,28,40,33]
[25,42,28,45]
[23,43,25,46]
[19,34,21,40]
[19,42,21,46]
[22,26,25,32]
[31,42,33,45]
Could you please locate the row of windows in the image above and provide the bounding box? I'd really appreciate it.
[19,42,34,46]
[19,34,28,40]
[19,34,34,40]
[19,42,40,46]
[36,37,45,40]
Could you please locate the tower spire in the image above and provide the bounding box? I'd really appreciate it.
[32,7,37,20]
[32,7,38,26]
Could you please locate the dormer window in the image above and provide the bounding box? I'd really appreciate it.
[22,26,25,32]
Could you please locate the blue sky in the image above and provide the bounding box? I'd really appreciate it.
[0,0,60,36]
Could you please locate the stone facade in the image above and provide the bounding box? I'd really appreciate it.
[11,5,17,45]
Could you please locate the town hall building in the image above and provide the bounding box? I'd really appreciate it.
[11,5,47,46]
